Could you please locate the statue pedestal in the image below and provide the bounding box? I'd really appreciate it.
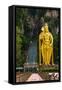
[24,63,38,72]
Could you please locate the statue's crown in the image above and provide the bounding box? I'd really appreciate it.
[45,23,48,27]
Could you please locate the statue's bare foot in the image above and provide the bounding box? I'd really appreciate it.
[39,64,42,66]
[52,64,55,66]
[48,64,51,66]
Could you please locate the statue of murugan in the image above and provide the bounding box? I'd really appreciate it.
[39,23,54,65]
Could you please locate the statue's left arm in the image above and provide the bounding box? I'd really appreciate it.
[50,33,53,47]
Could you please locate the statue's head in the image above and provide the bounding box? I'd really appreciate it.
[44,23,49,32]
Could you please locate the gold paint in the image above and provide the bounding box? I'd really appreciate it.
[39,23,54,65]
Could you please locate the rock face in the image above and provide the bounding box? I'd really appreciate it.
[26,73,43,81]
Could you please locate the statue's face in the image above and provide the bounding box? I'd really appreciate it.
[44,23,48,32]
[41,27,44,32]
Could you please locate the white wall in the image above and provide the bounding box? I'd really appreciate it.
[0,0,62,90]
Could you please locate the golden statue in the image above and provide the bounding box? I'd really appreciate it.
[39,23,54,65]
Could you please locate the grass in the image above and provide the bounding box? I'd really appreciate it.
[38,64,59,72]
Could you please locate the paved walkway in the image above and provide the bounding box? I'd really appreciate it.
[26,73,43,82]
